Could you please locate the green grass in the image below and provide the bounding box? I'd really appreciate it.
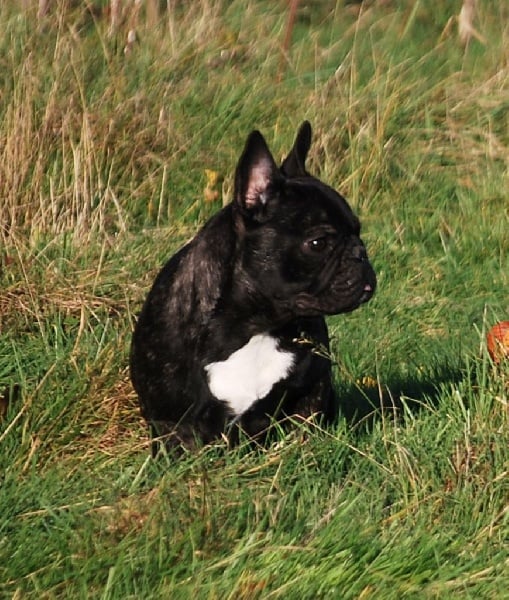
[1,0,508,597]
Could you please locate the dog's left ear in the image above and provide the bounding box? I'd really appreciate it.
[234,130,279,216]
[280,121,312,178]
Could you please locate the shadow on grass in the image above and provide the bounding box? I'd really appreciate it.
[336,361,465,432]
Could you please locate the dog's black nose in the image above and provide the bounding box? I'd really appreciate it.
[352,245,368,263]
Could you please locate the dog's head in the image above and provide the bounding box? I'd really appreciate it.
[232,121,376,318]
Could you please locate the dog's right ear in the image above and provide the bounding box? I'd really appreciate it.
[280,121,312,178]
[234,130,280,219]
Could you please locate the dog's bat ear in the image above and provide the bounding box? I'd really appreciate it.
[280,121,312,178]
[234,130,279,214]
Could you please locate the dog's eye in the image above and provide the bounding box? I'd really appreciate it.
[307,237,328,253]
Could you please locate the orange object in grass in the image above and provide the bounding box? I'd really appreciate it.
[487,321,509,364]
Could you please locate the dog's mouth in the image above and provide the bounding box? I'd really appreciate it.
[333,280,375,314]
[358,282,375,305]
[294,270,376,316]
[345,272,377,311]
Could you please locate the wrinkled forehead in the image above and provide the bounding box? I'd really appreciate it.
[283,177,360,234]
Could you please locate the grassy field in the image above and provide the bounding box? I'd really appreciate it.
[1,0,508,597]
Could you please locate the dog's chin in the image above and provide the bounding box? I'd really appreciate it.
[295,283,375,316]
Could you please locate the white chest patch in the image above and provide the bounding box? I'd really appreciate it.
[204,334,295,417]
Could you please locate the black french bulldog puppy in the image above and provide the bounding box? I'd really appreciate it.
[130,122,376,454]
